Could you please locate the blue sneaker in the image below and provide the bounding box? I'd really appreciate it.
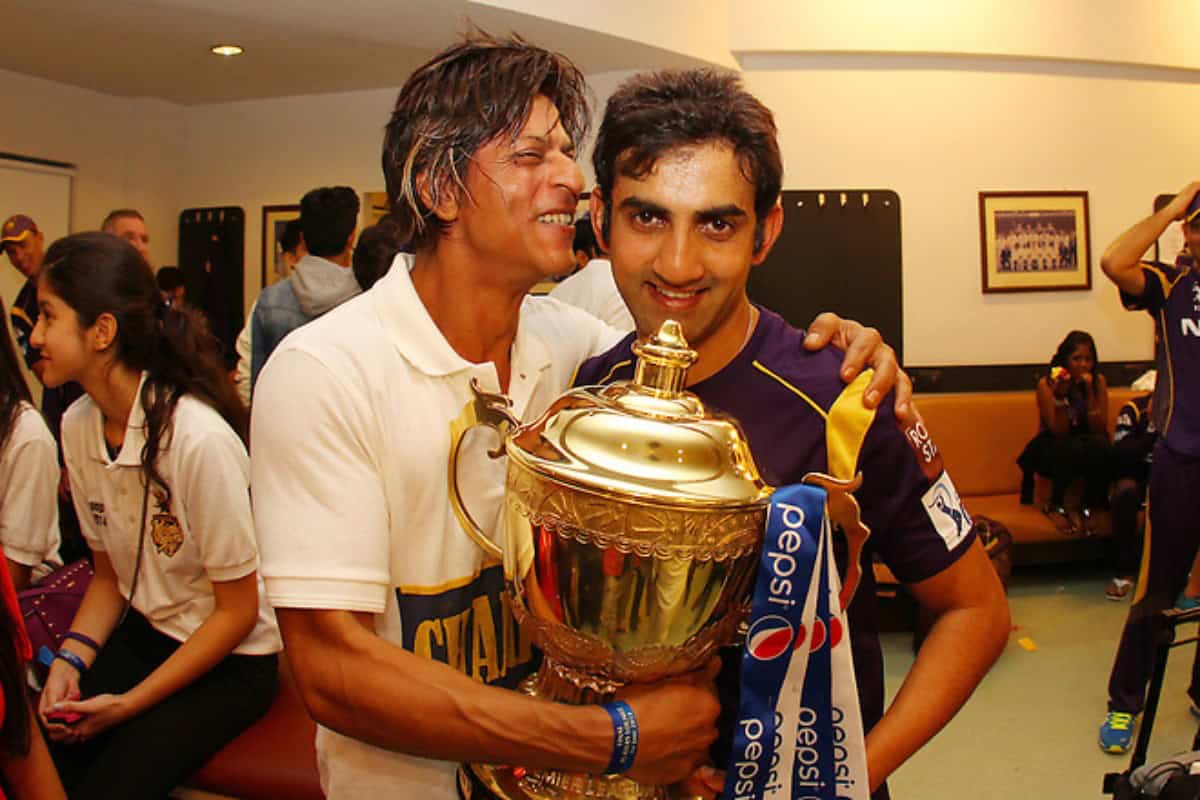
[1099,711,1137,753]
[1178,593,1200,611]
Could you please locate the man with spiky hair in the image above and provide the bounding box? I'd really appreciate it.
[250,35,727,799]
[251,34,908,799]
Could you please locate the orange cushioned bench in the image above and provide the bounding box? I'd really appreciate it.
[913,387,1140,565]
[184,654,323,800]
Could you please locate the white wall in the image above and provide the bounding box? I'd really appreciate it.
[7,2,1190,369]
[730,0,1200,72]
[177,87,397,313]
[740,56,1175,366]
[0,68,183,267]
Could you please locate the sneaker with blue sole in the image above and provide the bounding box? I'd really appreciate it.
[1099,711,1137,753]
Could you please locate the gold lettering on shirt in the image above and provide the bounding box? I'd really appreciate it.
[471,594,500,683]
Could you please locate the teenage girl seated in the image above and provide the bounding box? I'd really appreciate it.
[30,232,280,800]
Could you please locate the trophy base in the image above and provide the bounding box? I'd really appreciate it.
[464,670,666,800]
[468,762,665,800]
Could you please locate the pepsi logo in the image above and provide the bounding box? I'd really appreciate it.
[746,615,794,661]
[794,616,845,653]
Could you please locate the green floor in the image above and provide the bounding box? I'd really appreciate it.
[882,563,1200,800]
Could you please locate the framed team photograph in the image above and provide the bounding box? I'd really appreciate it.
[261,204,301,287]
[978,191,1091,293]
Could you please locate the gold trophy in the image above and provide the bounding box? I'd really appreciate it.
[450,320,770,800]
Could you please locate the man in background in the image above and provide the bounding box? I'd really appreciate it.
[155,266,186,307]
[101,208,151,264]
[550,213,635,331]
[234,218,305,407]
[249,188,359,394]
[1097,183,1200,753]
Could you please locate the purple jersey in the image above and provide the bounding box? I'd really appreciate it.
[1122,262,1200,456]
[573,308,976,753]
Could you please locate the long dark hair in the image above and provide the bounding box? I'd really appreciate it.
[0,311,32,454]
[1050,330,1099,377]
[41,233,246,503]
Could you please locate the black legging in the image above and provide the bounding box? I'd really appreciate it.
[48,610,278,800]
[1038,432,1113,507]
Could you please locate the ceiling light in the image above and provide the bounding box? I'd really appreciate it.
[210,44,244,57]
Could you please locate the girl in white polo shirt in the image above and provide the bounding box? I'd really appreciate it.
[29,232,281,800]
[0,312,60,589]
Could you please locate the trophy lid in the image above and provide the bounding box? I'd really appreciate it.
[507,320,771,509]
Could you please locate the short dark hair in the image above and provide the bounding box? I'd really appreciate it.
[155,265,184,292]
[299,187,359,257]
[353,217,407,292]
[101,208,143,232]
[592,69,782,246]
[279,218,304,256]
[573,214,599,259]
[381,31,590,252]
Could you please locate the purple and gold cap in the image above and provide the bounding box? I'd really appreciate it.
[1186,195,1200,225]
[0,215,38,244]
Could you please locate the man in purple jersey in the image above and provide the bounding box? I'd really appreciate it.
[1098,183,1200,754]
[575,69,1010,799]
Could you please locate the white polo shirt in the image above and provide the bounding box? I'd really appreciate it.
[251,254,620,799]
[549,259,636,333]
[0,403,61,570]
[62,381,280,655]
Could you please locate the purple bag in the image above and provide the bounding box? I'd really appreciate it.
[17,559,94,661]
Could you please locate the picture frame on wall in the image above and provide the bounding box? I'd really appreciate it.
[261,204,301,287]
[363,191,389,226]
[978,191,1091,293]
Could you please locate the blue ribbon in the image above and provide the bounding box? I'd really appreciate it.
[723,483,826,799]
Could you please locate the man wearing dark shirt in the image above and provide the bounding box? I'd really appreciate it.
[1099,184,1200,753]
[575,68,1010,799]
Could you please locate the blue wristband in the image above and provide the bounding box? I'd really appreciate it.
[62,631,101,652]
[54,649,88,674]
[602,701,639,775]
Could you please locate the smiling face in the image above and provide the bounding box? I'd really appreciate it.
[598,141,781,378]
[446,94,584,286]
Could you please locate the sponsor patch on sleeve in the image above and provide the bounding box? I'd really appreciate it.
[921,471,972,551]
[899,409,945,482]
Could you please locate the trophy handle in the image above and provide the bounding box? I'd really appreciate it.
[448,378,518,561]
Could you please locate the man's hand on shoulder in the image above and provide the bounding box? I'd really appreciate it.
[805,312,913,423]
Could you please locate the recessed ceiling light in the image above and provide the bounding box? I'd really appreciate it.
[210,44,244,57]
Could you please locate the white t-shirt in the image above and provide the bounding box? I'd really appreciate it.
[251,254,621,799]
[62,379,280,654]
[0,402,61,570]
[233,298,256,408]
[549,259,635,333]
